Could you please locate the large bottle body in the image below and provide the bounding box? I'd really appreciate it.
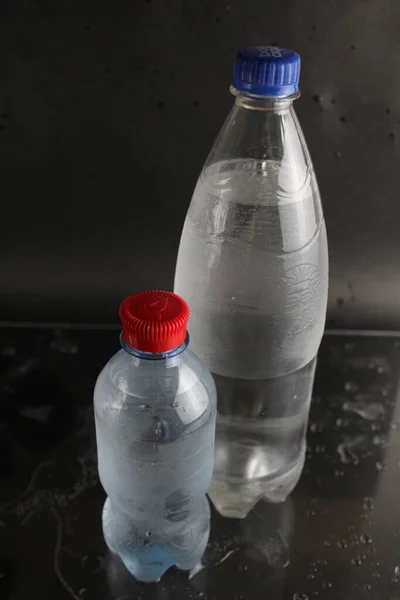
[174,98,328,518]
[94,344,216,581]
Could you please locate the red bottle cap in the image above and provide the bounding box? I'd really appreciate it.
[119,290,190,353]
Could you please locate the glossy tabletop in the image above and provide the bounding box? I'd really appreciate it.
[1,327,399,600]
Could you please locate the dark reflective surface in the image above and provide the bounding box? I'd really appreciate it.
[1,327,400,599]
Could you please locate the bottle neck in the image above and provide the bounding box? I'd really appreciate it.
[231,87,299,112]
[120,333,189,360]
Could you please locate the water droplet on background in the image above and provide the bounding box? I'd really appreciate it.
[51,330,79,354]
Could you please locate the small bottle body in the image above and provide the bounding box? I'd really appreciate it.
[94,344,216,581]
[174,96,328,518]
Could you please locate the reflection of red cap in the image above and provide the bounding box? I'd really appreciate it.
[119,290,190,353]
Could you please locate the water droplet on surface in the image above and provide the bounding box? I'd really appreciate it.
[375,461,387,471]
[363,583,372,591]
[310,422,324,433]
[372,571,380,579]
[344,381,358,392]
[1,346,16,357]
[343,398,385,420]
[81,555,103,573]
[19,405,52,423]
[322,582,332,590]
[351,555,364,566]
[337,437,363,464]
[334,470,344,477]
[345,341,356,350]
[293,594,309,600]
[394,565,400,576]
[372,435,386,446]
[360,534,372,545]
[337,539,348,549]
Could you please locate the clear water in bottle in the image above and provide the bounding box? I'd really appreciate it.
[94,291,216,581]
[174,47,328,518]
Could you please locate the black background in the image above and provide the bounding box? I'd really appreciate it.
[1,0,399,327]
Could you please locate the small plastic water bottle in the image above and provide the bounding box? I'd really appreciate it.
[174,47,329,518]
[94,291,216,582]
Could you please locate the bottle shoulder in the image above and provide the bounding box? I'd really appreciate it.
[94,348,216,430]
[207,103,315,170]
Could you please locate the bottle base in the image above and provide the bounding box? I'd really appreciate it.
[102,496,211,582]
[208,452,305,519]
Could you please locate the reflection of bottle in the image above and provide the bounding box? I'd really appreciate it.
[241,498,294,569]
[187,498,294,598]
[94,291,216,582]
[106,550,188,600]
[175,46,328,518]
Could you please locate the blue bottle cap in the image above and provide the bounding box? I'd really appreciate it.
[233,46,301,97]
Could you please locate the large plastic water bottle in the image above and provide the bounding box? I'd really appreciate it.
[174,47,329,518]
[94,291,216,582]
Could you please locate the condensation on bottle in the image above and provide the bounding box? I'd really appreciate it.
[94,291,217,581]
[174,47,329,518]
